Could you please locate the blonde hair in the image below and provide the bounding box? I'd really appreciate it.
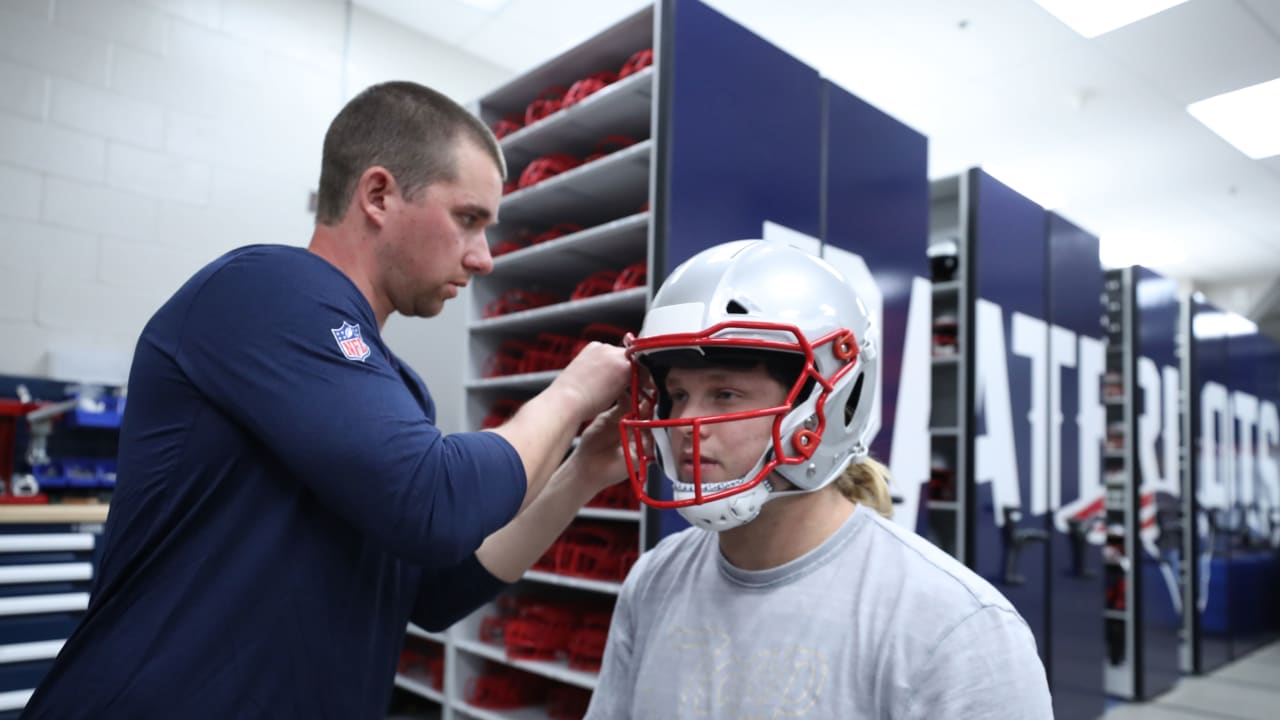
[834,457,893,518]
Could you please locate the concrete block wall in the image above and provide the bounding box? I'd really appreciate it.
[0,0,514,432]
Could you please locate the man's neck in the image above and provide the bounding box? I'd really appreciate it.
[717,485,855,571]
[309,222,392,328]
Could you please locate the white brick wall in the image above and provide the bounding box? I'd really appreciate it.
[0,114,106,182]
[7,0,52,19]
[0,60,48,120]
[0,0,513,431]
[54,0,170,56]
[106,143,211,204]
[43,176,159,238]
[0,266,39,322]
[0,166,42,221]
[0,7,110,86]
[50,78,166,149]
[0,218,99,280]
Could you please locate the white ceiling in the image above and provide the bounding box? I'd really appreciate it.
[356,0,1280,331]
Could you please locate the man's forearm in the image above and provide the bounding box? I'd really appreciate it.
[486,385,587,513]
[474,458,596,582]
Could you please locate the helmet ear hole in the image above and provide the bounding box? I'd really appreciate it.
[725,300,749,314]
[844,372,865,427]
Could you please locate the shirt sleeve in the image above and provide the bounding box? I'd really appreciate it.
[902,605,1054,720]
[174,254,526,569]
[411,555,511,631]
[584,563,642,720]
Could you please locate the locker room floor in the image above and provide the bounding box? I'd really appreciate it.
[1103,640,1280,719]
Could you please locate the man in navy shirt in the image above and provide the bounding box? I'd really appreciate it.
[24,82,630,718]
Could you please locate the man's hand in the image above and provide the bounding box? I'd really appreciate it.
[551,342,630,423]
[565,403,628,496]
[564,391,652,499]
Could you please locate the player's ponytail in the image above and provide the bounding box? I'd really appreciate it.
[835,457,893,518]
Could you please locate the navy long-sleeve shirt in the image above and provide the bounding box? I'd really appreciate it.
[23,245,526,719]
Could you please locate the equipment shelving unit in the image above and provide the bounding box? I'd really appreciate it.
[923,175,974,566]
[396,7,657,719]
[1100,266,1140,699]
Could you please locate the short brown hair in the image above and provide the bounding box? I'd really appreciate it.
[314,81,506,225]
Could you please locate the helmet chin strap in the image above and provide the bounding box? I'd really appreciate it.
[760,474,817,502]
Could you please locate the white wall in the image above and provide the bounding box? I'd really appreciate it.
[0,0,513,431]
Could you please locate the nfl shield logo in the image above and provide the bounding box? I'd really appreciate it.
[331,321,371,362]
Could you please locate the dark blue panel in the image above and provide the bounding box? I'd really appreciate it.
[0,614,84,645]
[820,80,927,466]
[1045,213,1104,719]
[0,660,56,695]
[653,0,823,542]
[1224,329,1280,658]
[1134,266,1181,699]
[971,169,1050,662]
[1192,298,1234,671]
[659,0,822,277]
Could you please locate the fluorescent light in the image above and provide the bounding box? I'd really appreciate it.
[455,0,508,11]
[1194,311,1257,339]
[1032,0,1189,38]
[1187,78,1280,159]
[1099,233,1186,269]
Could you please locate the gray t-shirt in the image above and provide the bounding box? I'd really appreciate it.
[585,504,1053,719]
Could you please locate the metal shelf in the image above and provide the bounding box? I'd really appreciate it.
[523,570,623,596]
[0,689,33,713]
[578,507,642,521]
[489,212,649,282]
[932,281,961,294]
[471,288,646,336]
[477,5,652,123]
[466,371,561,393]
[0,562,93,585]
[454,700,554,720]
[407,623,447,644]
[446,7,651,716]
[454,638,598,691]
[394,673,445,704]
[498,140,652,227]
[931,354,960,365]
[1103,609,1128,621]
[500,67,654,168]
[930,427,960,435]
[0,640,64,664]
[0,592,89,616]
[0,533,94,553]
[927,501,959,511]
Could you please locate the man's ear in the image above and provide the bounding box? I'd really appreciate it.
[356,166,398,228]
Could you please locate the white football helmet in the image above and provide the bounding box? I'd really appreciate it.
[620,240,879,531]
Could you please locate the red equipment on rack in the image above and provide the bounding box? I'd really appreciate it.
[570,270,621,301]
[618,47,653,79]
[524,86,569,126]
[518,152,582,190]
[465,664,547,710]
[482,289,562,319]
[492,112,525,139]
[561,71,618,109]
[612,261,647,292]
